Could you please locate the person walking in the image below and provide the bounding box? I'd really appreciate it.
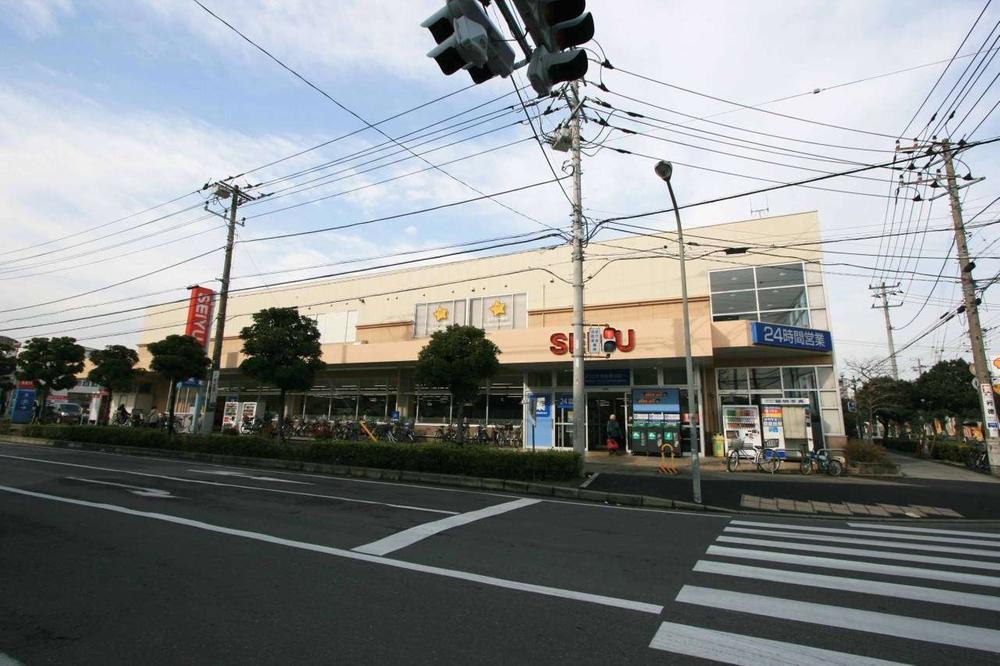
[606,413,624,455]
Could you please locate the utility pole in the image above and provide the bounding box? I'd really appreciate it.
[871,282,901,380]
[200,182,258,434]
[568,80,586,455]
[940,140,1000,471]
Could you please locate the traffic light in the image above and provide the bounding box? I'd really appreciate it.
[602,327,618,354]
[421,0,515,85]
[513,0,595,95]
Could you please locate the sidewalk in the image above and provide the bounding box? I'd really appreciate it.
[889,450,1000,483]
[584,451,726,476]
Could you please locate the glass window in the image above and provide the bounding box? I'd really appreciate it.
[748,367,782,390]
[717,368,747,391]
[819,391,839,409]
[526,371,551,387]
[488,393,522,424]
[633,367,658,385]
[330,395,357,419]
[759,310,810,327]
[417,395,450,423]
[757,286,807,311]
[755,263,804,289]
[710,268,755,292]
[711,290,758,315]
[783,367,817,390]
[304,395,329,418]
[816,366,836,390]
[360,395,387,421]
[462,393,488,424]
[556,369,573,387]
[720,394,750,405]
[662,367,687,385]
[712,312,759,322]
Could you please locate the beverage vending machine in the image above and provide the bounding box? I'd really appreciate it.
[722,405,761,450]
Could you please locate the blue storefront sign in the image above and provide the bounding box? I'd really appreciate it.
[751,322,833,353]
[10,385,36,424]
[584,369,631,386]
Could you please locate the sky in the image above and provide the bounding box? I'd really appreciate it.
[1,0,998,378]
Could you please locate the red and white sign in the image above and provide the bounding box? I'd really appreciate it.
[550,329,636,355]
[184,287,215,350]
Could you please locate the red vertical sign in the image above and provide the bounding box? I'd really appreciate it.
[184,287,215,350]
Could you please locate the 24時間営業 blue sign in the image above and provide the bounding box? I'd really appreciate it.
[750,322,833,353]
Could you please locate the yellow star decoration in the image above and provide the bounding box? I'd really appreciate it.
[433,305,449,322]
[489,300,506,318]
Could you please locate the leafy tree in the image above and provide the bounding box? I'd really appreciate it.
[15,337,86,416]
[847,358,914,440]
[239,307,324,444]
[914,359,980,422]
[88,345,140,425]
[148,335,211,435]
[415,325,500,444]
[0,338,17,417]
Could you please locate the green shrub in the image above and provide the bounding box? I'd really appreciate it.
[932,440,978,463]
[881,438,918,454]
[19,424,582,481]
[846,440,892,465]
[0,420,10,435]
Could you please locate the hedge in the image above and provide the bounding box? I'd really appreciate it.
[20,425,583,481]
[882,436,977,463]
[845,440,892,465]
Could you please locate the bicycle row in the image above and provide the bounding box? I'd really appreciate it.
[725,442,845,476]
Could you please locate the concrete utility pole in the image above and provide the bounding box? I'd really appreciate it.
[940,140,1000,472]
[568,81,587,455]
[871,282,901,380]
[200,182,258,435]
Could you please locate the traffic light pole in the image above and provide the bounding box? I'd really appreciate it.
[569,81,587,455]
[941,140,999,472]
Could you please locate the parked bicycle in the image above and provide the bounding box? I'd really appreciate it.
[726,440,781,474]
[799,448,845,476]
[965,443,990,473]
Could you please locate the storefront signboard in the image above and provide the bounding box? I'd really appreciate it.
[750,322,832,353]
[980,383,999,439]
[631,388,680,413]
[584,369,631,386]
[184,286,215,350]
[10,382,35,424]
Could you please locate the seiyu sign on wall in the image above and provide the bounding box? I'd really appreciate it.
[185,286,215,350]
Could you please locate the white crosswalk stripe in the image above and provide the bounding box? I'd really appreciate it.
[650,520,1000,663]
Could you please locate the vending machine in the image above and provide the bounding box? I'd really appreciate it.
[759,398,813,452]
[721,405,761,450]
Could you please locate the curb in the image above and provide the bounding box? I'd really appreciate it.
[1,435,724,513]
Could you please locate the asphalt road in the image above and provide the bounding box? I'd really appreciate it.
[2,440,999,665]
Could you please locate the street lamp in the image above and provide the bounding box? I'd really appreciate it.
[654,160,702,504]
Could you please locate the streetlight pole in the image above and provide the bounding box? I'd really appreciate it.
[654,161,702,504]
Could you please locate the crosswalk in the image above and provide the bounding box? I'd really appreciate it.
[650,519,1000,663]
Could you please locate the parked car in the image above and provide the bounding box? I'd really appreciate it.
[51,402,84,424]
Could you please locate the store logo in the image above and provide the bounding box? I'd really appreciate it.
[433,305,449,322]
[184,286,215,350]
[549,329,635,355]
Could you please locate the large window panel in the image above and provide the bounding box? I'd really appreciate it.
[749,367,782,390]
[717,368,748,391]
[711,290,758,315]
[759,309,810,327]
[757,285,807,311]
[710,268,755,293]
[756,263,804,289]
[488,393,522,424]
[816,366,837,390]
[417,395,450,423]
[783,367,817,390]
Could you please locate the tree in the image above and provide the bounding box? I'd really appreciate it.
[846,358,913,440]
[239,307,324,445]
[0,338,16,418]
[148,335,211,435]
[415,325,501,444]
[88,345,140,425]
[914,359,980,422]
[15,337,86,416]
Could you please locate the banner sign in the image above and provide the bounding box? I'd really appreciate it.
[980,383,999,439]
[184,287,215,350]
[751,322,832,353]
[631,388,680,413]
[584,369,631,386]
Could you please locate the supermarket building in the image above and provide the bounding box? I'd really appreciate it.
[132,211,846,454]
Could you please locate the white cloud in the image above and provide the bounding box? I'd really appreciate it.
[0,0,73,38]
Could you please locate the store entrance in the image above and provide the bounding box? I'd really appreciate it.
[587,394,628,451]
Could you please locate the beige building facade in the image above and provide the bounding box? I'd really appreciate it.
[133,210,846,453]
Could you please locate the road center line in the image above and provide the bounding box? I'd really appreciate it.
[649,620,903,665]
[0,454,456,515]
[676,585,1000,653]
[0,484,662,616]
[353,498,541,556]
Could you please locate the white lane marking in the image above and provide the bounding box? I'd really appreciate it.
[693,560,1000,612]
[66,477,178,499]
[847,523,1000,540]
[649,621,903,665]
[676,585,1000,654]
[717,535,1000,571]
[353,498,540,556]
[0,652,25,666]
[724,526,1000,558]
[0,454,455,515]
[187,470,310,484]
[731,520,1000,547]
[0,484,662,615]
[707,545,1000,588]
